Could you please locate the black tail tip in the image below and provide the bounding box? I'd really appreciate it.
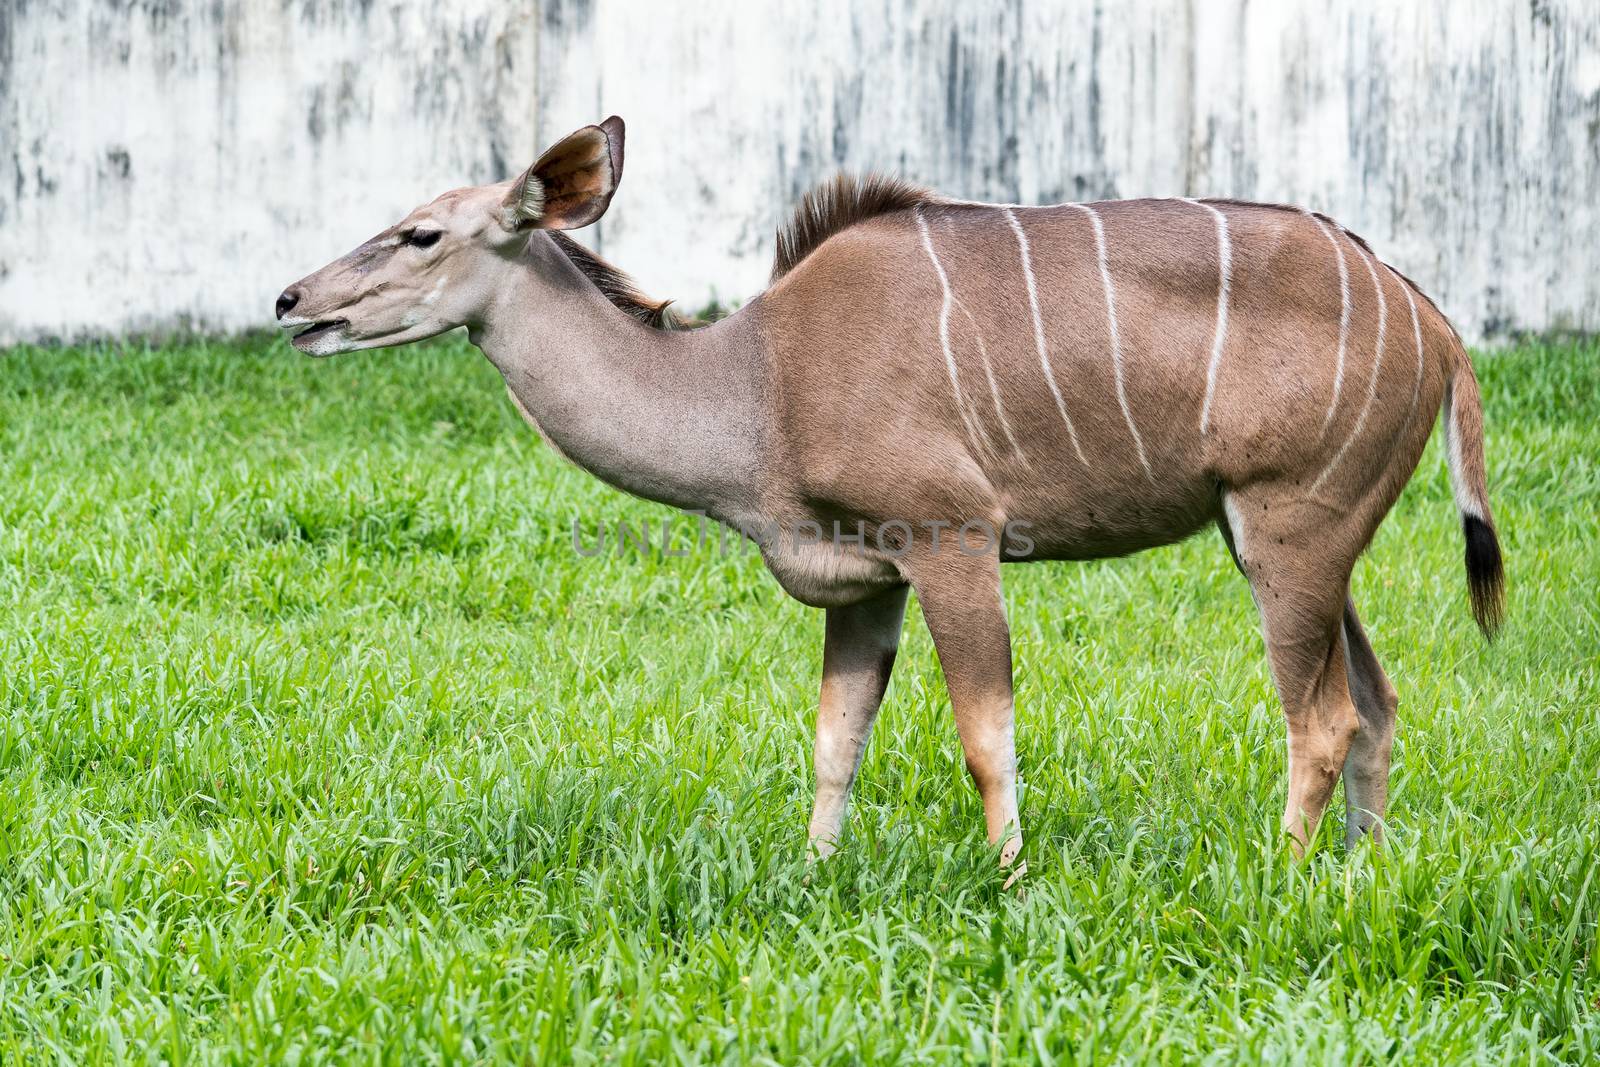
[1463,514,1505,640]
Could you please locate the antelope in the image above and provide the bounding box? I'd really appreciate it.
[275,117,1504,876]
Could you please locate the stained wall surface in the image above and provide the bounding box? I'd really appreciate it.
[1,1,538,341]
[4,1,1597,342]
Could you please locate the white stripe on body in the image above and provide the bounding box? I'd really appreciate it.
[1002,207,1089,466]
[1067,203,1155,482]
[1185,198,1233,435]
[952,295,1029,462]
[916,208,996,459]
[1303,210,1352,437]
[1311,237,1389,493]
[1398,277,1425,430]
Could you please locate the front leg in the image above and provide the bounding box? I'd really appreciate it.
[902,550,1022,873]
[807,584,909,857]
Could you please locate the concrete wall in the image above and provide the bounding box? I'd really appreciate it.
[4,1,1597,344]
[0,1,537,342]
[540,0,1600,342]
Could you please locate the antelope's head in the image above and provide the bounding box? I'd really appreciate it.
[275,117,625,355]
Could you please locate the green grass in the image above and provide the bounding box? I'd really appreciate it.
[0,333,1596,1064]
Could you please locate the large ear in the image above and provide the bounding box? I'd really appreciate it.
[501,116,625,232]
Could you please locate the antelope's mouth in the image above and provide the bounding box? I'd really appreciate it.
[291,319,348,345]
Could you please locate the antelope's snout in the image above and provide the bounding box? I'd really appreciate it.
[273,273,353,356]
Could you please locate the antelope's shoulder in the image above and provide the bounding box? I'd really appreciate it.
[759,215,933,361]
[771,173,935,284]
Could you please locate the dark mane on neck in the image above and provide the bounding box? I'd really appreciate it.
[772,173,933,283]
[549,231,686,330]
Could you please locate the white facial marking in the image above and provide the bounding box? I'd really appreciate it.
[301,328,345,357]
[1311,237,1388,493]
[376,234,403,249]
[400,275,451,329]
[1304,210,1352,437]
[916,209,992,458]
[1003,207,1088,466]
[1074,203,1153,482]
[1185,199,1233,435]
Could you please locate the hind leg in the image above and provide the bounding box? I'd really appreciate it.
[1221,492,1363,854]
[1341,597,1398,845]
[1219,522,1397,849]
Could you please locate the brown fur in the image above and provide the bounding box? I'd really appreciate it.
[549,232,685,329]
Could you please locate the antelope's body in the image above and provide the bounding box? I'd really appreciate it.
[278,118,1503,872]
[763,194,1462,584]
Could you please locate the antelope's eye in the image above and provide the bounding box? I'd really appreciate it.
[407,229,442,248]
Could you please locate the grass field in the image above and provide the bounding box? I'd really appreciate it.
[0,334,1596,1064]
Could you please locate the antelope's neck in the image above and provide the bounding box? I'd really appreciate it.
[471,236,767,519]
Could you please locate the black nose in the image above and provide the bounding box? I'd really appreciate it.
[275,289,300,320]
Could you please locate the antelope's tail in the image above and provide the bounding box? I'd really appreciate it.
[1442,345,1504,639]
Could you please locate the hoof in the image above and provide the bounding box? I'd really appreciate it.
[1002,860,1028,890]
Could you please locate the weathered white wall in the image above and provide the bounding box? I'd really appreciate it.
[0,0,537,342]
[3,1,1597,343]
[541,0,1600,342]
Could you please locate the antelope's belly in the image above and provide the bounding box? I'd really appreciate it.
[758,537,903,608]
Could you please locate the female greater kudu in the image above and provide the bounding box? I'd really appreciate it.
[276,118,1503,874]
